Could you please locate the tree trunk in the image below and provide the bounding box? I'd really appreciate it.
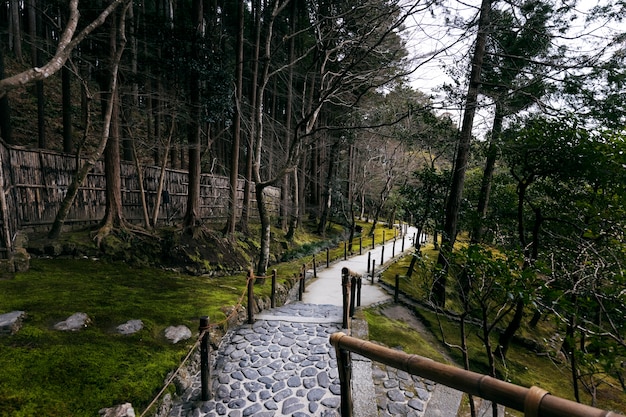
[225,0,244,236]
[434,0,492,306]
[238,0,262,234]
[0,47,13,143]
[62,65,73,152]
[471,104,503,244]
[317,139,340,235]
[28,0,46,148]
[9,0,23,63]
[256,183,271,276]
[183,0,204,232]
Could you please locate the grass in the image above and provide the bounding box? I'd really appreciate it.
[0,221,399,417]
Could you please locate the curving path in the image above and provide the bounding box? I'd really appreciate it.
[165,227,461,417]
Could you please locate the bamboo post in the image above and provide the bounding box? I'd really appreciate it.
[367,252,371,273]
[247,271,255,324]
[199,316,211,401]
[381,245,385,264]
[326,248,330,267]
[372,234,375,249]
[298,271,304,301]
[331,337,353,417]
[402,235,405,252]
[392,239,396,258]
[356,277,362,307]
[341,268,351,330]
[359,237,362,255]
[344,241,347,260]
[371,259,375,284]
[313,255,317,278]
[394,274,400,303]
[271,269,277,308]
[349,276,357,317]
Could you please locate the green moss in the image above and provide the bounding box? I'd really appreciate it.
[363,309,448,363]
[0,258,251,417]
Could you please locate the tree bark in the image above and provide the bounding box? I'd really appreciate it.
[434,0,492,306]
[183,0,204,232]
[225,0,244,236]
[0,47,13,143]
[62,65,73,152]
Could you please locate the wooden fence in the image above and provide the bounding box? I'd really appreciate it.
[0,142,280,258]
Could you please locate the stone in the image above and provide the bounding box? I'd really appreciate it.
[408,399,424,411]
[287,375,301,388]
[307,388,326,402]
[242,403,262,416]
[281,397,304,414]
[164,325,192,344]
[321,397,340,408]
[0,310,26,335]
[98,403,135,417]
[387,389,405,402]
[116,319,143,335]
[54,312,90,331]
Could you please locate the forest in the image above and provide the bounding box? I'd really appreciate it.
[0,0,625,413]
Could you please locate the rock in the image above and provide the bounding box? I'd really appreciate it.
[54,312,90,331]
[164,325,192,344]
[116,319,144,335]
[0,310,26,335]
[99,403,135,417]
[12,248,30,272]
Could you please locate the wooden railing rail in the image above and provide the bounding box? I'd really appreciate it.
[330,332,625,417]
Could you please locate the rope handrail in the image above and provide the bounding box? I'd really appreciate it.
[330,332,625,417]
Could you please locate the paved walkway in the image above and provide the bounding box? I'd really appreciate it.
[165,228,461,417]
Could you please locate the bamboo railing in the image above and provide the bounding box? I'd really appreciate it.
[330,332,625,417]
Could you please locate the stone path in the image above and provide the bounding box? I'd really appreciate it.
[166,227,461,417]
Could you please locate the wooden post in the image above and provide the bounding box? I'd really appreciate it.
[271,269,277,308]
[381,245,385,264]
[402,235,405,252]
[331,338,353,417]
[341,268,352,330]
[371,259,375,284]
[344,241,347,260]
[349,276,357,317]
[394,274,400,303]
[313,255,317,278]
[298,272,304,301]
[359,237,362,255]
[367,252,371,273]
[199,316,211,401]
[372,234,375,249]
[301,264,307,292]
[326,248,330,267]
[247,271,255,324]
[392,239,396,258]
[356,277,362,307]
[383,230,386,245]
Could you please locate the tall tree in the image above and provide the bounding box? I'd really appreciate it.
[434,0,492,306]
[471,0,553,244]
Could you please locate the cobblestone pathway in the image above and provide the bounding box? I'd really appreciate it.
[165,227,454,417]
